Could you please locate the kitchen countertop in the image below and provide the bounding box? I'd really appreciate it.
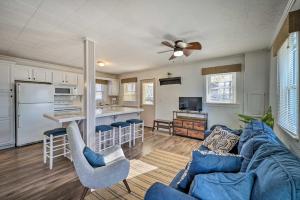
[43,107,144,123]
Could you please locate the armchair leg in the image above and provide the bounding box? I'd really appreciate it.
[80,187,89,200]
[123,179,131,193]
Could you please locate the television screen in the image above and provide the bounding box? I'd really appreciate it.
[179,97,202,112]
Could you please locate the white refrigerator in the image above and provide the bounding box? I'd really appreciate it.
[16,82,58,146]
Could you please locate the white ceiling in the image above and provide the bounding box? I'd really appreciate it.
[0,0,288,74]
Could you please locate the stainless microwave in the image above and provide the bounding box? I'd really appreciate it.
[54,86,78,95]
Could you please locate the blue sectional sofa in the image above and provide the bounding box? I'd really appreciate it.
[144,121,300,200]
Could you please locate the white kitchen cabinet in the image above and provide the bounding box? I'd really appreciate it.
[52,70,64,84]
[0,61,14,149]
[32,67,52,82]
[14,65,52,83]
[0,61,13,92]
[64,72,78,85]
[14,65,32,81]
[53,71,78,85]
[108,79,119,96]
[77,74,84,95]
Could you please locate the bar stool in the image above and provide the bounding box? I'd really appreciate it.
[111,122,131,147]
[43,128,71,170]
[126,119,144,146]
[95,125,114,152]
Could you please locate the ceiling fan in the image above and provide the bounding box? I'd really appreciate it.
[158,40,202,60]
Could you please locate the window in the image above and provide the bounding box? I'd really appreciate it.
[96,84,104,100]
[277,32,299,137]
[123,82,136,101]
[206,72,236,104]
[142,82,154,105]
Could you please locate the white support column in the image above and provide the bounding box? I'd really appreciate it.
[83,38,96,149]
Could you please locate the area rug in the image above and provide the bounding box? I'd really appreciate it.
[86,149,189,200]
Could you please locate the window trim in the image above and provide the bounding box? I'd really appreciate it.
[205,72,237,105]
[277,32,299,139]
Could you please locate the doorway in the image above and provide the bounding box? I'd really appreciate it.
[140,79,155,127]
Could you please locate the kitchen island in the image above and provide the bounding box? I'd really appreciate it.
[43,107,144,124]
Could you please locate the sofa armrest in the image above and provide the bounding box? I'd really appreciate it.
[145,182,198,200]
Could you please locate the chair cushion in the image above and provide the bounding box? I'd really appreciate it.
[126,119,143,124]
[202,127,240,153]
[44,128,66,137]
[177,150,243,192]
[247,143,300,200]
[83,146,106,168]
[95,125,113,132]
[169,169,185,190]
[189,172,255,200]
[239,135,279,172]
[111,122,130,128]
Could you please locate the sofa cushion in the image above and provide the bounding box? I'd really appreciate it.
[202,127,240,153]
[238,120,275,154]
[240,135,279,172]
[247,143,300,200]
[177,150,243,191]
[83,146,106,168]
[189,172,255,200]
[169,169,185,189]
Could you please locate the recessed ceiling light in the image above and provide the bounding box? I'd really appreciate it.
[97,61,105,67]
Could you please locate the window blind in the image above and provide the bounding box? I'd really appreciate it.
[277,32,299,137]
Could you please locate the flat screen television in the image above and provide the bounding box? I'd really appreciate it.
[179,97,202,112]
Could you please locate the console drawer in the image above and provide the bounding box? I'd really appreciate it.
[194,121,205,131]
[183,121,193,129]
[174,127,187,136]
[188,129,204,139]
[173,119,183,127]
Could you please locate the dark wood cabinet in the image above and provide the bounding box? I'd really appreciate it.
[173,111,207,140]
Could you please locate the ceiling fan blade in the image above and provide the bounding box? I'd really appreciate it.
[186,42,202,50]
[161,41,174,48]
[169,54,176,60]
[183,49,193,57]
[157,50,174,54]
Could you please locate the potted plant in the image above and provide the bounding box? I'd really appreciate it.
[238,106,274,129]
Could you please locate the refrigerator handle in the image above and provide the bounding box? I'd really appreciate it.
[17,114,21,128]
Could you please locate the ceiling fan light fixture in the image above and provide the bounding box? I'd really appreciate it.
[174,48,183,57]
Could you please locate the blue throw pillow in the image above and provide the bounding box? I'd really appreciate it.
[83,146,106,168]
[177,150,243,192]
[189,172,256,200]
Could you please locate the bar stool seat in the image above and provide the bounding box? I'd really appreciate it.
[44,128,66,137]
[126,119,143,124]
[111,122,131,128]
[43,128,71,170]
[96,125,113,132]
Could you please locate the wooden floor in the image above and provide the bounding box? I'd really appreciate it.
[0,128,201,200]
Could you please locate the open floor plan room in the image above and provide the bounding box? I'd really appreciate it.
[0,0,300,200]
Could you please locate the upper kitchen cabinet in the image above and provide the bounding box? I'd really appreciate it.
[13,65,32,81]
[108,79,119,96]
[32,67,52,82]
[14,65,52,83]
[0,61,13,92]
[64,72,78,85]
[53,71,78,85]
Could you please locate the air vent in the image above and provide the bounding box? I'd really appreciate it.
[159,77,181,85]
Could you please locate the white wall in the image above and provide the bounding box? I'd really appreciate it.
[119,51,270,129]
